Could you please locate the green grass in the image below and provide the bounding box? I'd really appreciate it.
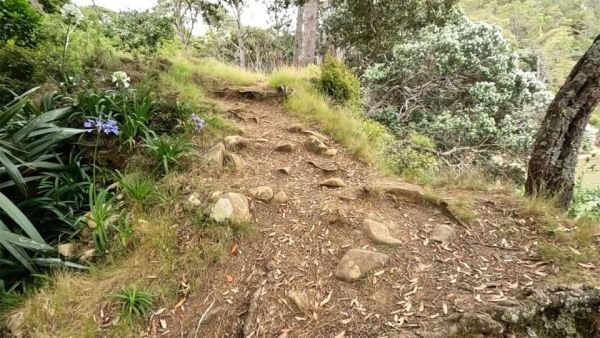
[108,286,156,320]
[171,55,263,87]
[268,67,388,163]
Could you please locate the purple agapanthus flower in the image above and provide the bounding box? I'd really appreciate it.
[83,118,120,136]
[191,114,205,131]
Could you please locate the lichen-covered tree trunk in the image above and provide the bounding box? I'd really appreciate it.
[293,5,304,66]
[300,0,319,66]
[525,35,600,208]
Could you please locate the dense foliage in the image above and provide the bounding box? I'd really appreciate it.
[327,0,458,66]
[0,0,42,47]
[318,54,360,105]
[364,15,552,156]
[113,10,176,54]
[462,0,600,92]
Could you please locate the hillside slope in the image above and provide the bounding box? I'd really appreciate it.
[162,86,600,337]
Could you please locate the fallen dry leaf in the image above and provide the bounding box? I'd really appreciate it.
[319,291,332,307]
[174,298,186,309]
[578,263,595,269]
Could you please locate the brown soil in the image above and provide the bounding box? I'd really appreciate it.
[159,94,594,338]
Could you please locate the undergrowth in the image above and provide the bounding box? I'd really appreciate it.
[268,67,387,164]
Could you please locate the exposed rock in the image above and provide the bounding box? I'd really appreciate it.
[275,143,294,152]
[363,219,402,246]
[302,130,329,143]
[205,143,226,169]
[185,193,202,210]
[210,193,251,223]
[57,243,75,258]
[324,148,337,157]
[277,167,291,175]
[449,313,504,336]
[249,186,274,202]
[430,224,456,243]
[225,153,246,171]
[335,249,389,282]
[288,124,304,133]
[288,290,311,311]
[308,160,339,173]
[224,135,249,151]
[305,135,328,154]
[320,178,346,188]
[85,211,96,229]
[80,248,96,262]
[209,191,223,202]
[273,191,288,204]
[364,178,425,202]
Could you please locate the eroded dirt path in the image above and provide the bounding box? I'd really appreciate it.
[165,95,552,338]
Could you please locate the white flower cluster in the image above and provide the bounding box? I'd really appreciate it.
[60,3,84,26]
[111,71,131,88]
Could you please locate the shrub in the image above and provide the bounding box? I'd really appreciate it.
[117,172,155,205]
[0,0,42,47]
[114,10,175,54]
[570,186,600,220]
[144,135,193,174]
[108,286,155,319]
[364,14,552,155]
[0,45,38,104]
[319,54,360,105]
[0,90,88,287]
[377,134,437,176]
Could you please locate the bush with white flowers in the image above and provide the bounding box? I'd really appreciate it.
[60,3,84,26]
[112,71,130,88]
[364,14,553,155]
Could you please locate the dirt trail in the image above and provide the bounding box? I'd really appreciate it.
[165,94,553,337]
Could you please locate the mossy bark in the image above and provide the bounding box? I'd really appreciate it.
[526,35,600,208]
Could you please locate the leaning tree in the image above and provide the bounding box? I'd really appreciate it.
[525,35,600,208]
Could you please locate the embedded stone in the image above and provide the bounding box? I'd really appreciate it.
[210,193,250,223]
[302,130,329,143]
[249,186,274,202]
[205,143,226,168]
[224,135,249,151]
[305,135,328,154]
[275,143,294,152]
[364,178,425,202]
[320,178,346,188]
[324,148,338,157]
[273,191,288,204]
[335,249,389,282]
[225,153,246,171]
[430,224,456,243]
[58,243,75,258]
[288,124,304,133]
[363,219,402,246]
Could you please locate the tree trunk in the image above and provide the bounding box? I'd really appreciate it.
[234,3,246,68]
[300,0,319,66]
[293,5,304,66]
[28,0,44,12]
[525,35,600,208]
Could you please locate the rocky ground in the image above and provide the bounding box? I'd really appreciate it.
[155,93,599,338]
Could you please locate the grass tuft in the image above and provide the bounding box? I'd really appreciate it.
[172,55,263,88]
[268,68,383,163]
